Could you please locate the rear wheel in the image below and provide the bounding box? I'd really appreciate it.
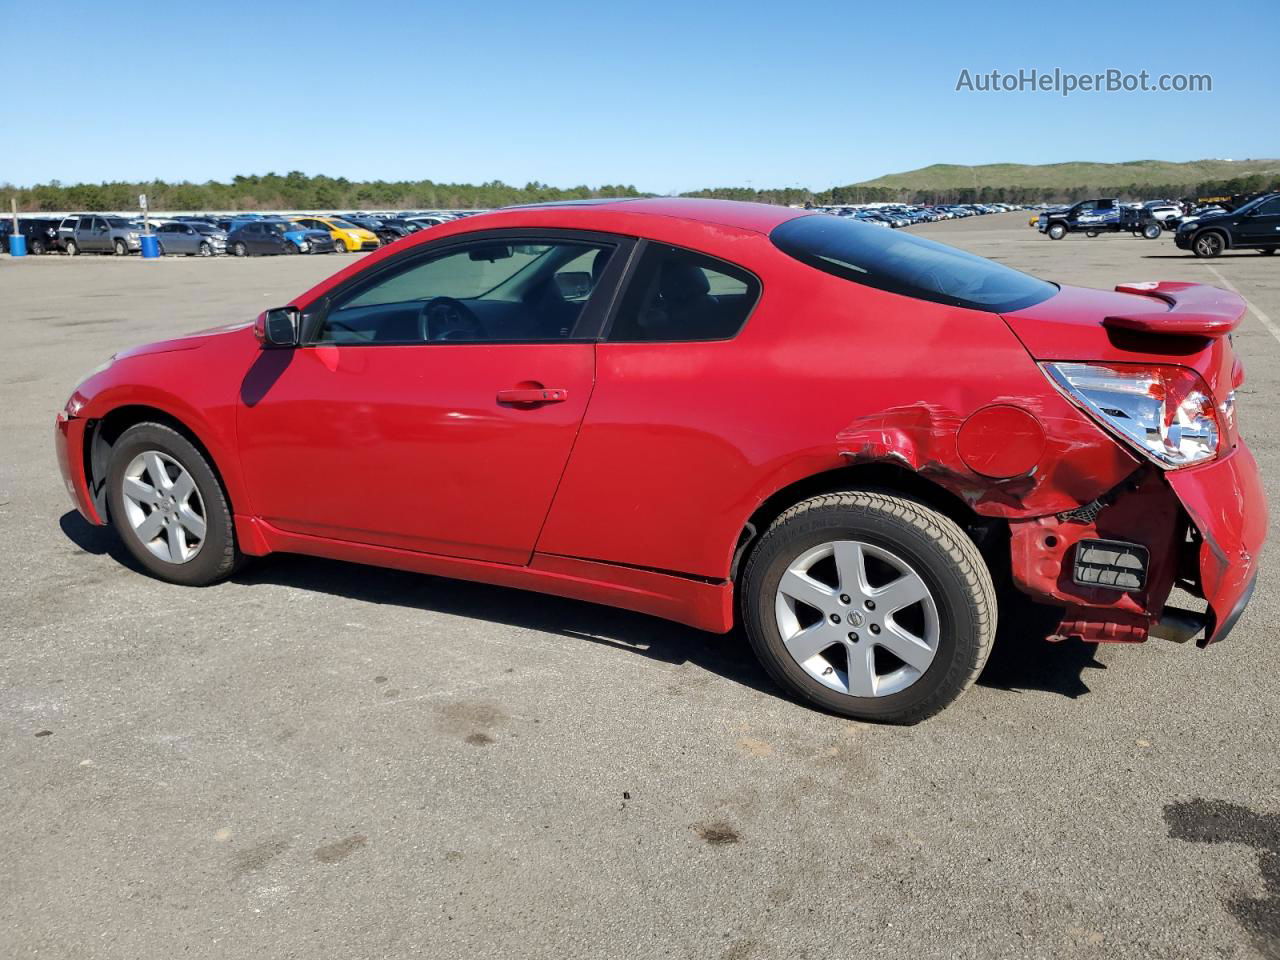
[105,423,239,586]
[1047,223,1067,240]
[1085,229,1099,238]
[741,491,996,723]
[1143,223,1162,239]
[1194,232,1225,258]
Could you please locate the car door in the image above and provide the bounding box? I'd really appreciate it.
[246,223,268,254]
[78,216,100,252]
[1237,197,1280,245]
[237,230,632,564]
[176,224,198,254]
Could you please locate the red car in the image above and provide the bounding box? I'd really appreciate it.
[55,199,1266,722]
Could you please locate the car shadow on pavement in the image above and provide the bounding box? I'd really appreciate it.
[58,512,1106,705]
[977,590,1107,699]
[59,510,147,573]
[230,552,785,696]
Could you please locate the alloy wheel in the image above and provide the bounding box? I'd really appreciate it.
[120,450,207,564]
[774,540,939,698]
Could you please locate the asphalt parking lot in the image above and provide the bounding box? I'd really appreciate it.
[2,213,1277,960]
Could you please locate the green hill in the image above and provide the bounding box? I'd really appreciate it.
[854,159,1280,195]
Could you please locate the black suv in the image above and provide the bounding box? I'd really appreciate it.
[4,217,62,254]
[1174,193,1280,258]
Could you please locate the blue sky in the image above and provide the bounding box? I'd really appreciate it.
[3,0,1275,191]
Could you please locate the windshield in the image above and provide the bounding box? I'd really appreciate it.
[770,214,1057,313]
[329,218,358,229]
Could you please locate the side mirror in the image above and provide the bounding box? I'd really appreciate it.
[255,307,300,348]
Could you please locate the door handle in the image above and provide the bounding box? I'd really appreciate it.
[497,387,568,405]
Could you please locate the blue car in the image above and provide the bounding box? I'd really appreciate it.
[225,219,336,256]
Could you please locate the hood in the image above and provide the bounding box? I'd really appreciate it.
[115,321,253,360]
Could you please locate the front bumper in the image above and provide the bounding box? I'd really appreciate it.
[1174,231,1193,250]
[55,412,103,525]
[1009,444,1266,646]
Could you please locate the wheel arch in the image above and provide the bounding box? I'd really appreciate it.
[86,404,238,523]
[1195,226,1232,249]
[730,461,1003,584]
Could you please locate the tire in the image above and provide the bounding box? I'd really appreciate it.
[105,422,239,586]
[199,241,212,257]
[332,238,346,253]
[1085,229,1099,238]
[1193,232,1225,259]
[232,242,247,257]
[31,239,45,255]
[1047,223,1067,240]
[65,239,79,256]
[1143,224,1162,240]
[157,243,167,257]
[741,491,996,724]
[113,238,128,256]
[1260,248,1276,256]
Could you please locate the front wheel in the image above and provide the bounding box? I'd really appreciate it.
[113,238,129,256]
[65,239,79,256]
[741,491,996,723]
[232,242,247,257]
[31,239,45,254]
[1194,232,1225,258]
[1085,229,1099,238]
[199,241,213,257]
[1260,248,1276,256]
[105,422,240,586]
[332,239,346,253]
[1047,223,1067,240]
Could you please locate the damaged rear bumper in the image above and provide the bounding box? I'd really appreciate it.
[1008,444,1266,646]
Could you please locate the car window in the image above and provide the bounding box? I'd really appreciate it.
[1254,197,1280,216]
[607,243,759,343]
[314,238,616,345]
[770,214,1057,313]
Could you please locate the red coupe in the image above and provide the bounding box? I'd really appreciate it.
[55,199,1266,722]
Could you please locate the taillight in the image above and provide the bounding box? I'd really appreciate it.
[1043,361,1221,468]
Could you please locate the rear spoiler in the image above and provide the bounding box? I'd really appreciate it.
[1104,281,1245,338]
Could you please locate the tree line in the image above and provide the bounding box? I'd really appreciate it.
[6,170,1279,212]
[4,172,645,212]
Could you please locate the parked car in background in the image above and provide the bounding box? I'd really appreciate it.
[226,219,335,256]
[1175,192,1280,258]
[1037,198,1122,239]
[54,199,1265,723]
[5,217,62,254]
[341,214,410,245]
[156,220,228,257]
[61,215,143,256]
[289,216,380,253]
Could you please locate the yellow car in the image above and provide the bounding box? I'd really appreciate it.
[290,216,380,253]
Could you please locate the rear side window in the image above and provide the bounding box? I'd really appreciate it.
[608,244,759,342]
[770,215,1056,313]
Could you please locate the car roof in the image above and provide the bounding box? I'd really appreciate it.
[491,197,808,234]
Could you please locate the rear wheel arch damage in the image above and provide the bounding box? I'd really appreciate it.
[731,463,1007,586]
